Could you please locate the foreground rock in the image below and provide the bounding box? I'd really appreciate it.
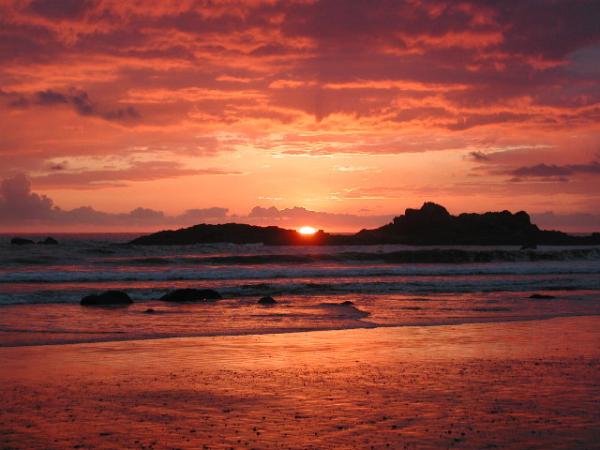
[258,296,277,305]
[319,301,359,308]
[11,237,35,245]
[529,294,557,299]
[317,302,370,318]
[160,288,222,302]
[38,237,59,245]
[129,202,600,246]
[80,291,133,306]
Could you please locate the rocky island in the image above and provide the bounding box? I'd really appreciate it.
[130,202,600,246]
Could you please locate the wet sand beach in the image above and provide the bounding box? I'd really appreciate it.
[1,316,599,449]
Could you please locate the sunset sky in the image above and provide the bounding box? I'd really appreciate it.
[1,0,599,232]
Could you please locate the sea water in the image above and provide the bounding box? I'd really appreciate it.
[1,234,599,346]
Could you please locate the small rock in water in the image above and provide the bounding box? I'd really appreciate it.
[529,294,556,299]
[317,301,370,318]
[11,237,35,245]
[38,237,59,245]
[144,308,156,314]
[160,288,222,302]
[80,290,133,306]
[258,296,277,305]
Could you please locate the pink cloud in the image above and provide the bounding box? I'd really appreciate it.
[0,0,599,224]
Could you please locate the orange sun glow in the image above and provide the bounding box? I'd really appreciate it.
[298,226,317,235]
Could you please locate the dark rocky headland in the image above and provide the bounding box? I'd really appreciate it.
[10,236,59,245]
[130,202,600,246]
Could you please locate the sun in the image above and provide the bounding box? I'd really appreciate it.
[297,226,318,235]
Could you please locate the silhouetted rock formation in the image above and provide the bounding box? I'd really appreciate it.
[317,302,370,318]
[160,288,222,302]
[353,202,539,245]
[129,202,600,246]
[529,294,557,299]
[81,290,133,306]
[258,296,277,305]
[130,223,329,246]
[11,236,60,245]
[38,237,59,245]
[11,237,35,245]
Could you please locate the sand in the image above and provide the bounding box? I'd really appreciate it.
[1,316,599,449]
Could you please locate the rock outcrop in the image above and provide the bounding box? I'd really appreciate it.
[38,237,59,245]
[353,202,539,245]
[130,223,329,246]
[160,288,222,302]
[258,296,277,305]
[80,291,133,306]
[129,202,600,246]
[11,237,35,245]
[529,294,557,299]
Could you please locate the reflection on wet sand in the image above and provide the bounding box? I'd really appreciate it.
[2,290,599,347]
[1,316,599,449]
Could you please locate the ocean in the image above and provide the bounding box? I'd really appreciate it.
[1,233,599,346]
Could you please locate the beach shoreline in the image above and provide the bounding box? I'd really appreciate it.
[2,315,599,449]
[2,291,599,348]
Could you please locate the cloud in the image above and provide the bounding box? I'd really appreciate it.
[2,1,599,129]
[467,151,491,162]
[178,208,229,222]
[0,173,392,231]
[532,211,600,233]
[510,161,600,180]
[245,206,392,230]
[28,0,98,20]
[494,1,600,60]
[1,174,598,233]
[49,161,68,171]
[35,90,69,105]
[30,160,241,189]
[4,89,141,123]
[512,164,573,178]
[0,173,56,220]
[0,173,231,229]
[447,112,530,131]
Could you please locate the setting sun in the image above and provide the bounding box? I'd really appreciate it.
[297,226,318,235]
[1,1,599,449]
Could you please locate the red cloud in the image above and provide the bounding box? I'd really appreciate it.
[0,0,599,223]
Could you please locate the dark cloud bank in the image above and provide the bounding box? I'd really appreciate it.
[1,174,597,233]
[0,174,392,232]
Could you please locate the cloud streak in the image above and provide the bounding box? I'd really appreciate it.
[30,160,241,189]
[511,161,600,180]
